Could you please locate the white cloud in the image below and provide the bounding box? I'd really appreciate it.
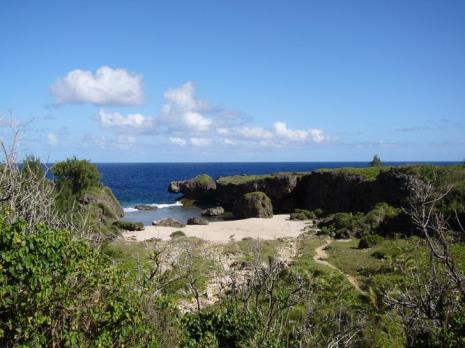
[99,109,152,129]
[190,137,211,146]
[51,66,144,106]
[161,82,212,132]
[217,128,229,135]
[239,126,273,139]
[183,111,212,131]
[114,135,137,150]
[169,137,187,146]
[47,133,58,146]
[273,121,325,143]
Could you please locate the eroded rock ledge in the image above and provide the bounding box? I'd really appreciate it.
[168,167,420,219]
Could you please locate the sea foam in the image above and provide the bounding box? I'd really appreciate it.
[123,201,183,213]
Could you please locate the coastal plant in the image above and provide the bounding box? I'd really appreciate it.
[0,216,159,347]
[170,230,186,239]
[382,179,465,346]
[113,219,144,231]
[290,208,316,220]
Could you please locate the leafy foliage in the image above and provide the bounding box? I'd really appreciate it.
[114,220,144,231]
[0,217,158,347]
[52,157,101,210]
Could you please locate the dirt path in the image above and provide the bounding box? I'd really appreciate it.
[313,239,365,294]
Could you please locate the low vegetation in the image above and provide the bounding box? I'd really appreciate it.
[1,133,465,347]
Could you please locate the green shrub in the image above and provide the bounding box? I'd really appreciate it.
[290,209,316,220]
[113,220,144,231]
[52,157,101,196]
[182,305,258,347]
[358,235,384,249]
[0,217,158,346]
[170,230,186,239]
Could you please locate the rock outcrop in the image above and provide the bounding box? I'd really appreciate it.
[232,191,273,219]
[152,218,185,228]
[168,168,421,216]
[135,204,157,211]
[187,217,209,225]
[201,206,225,216]
[168,174,216,202]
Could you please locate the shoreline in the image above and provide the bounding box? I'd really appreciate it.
[123,214,309,242]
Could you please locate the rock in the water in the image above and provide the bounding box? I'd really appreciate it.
[168,174,216,201]
[201,206,225,216]
[187,217,209,225]
[152,218,185,228]
[135,204,157,211]
[232,191,273,219]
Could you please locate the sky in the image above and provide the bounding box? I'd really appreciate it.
[0,0,464,162]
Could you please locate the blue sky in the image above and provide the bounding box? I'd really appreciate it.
[1,0,464,162]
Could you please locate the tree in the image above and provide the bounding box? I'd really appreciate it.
[383,180,465,346]
[370,154,382,167]
[52,157,101,195]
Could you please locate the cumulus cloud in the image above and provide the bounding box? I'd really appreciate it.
[51,66,144,106]
[99,109,152,129]
[273,122,325,143]
[190,137,211,146]
[169,137,187,146]
[47,133,58,146]
[238,126,273,140]
[161,82,212,132]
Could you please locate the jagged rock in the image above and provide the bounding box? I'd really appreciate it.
[135,204,157,211]
[187,217,209,225]
[152,218,185,228]
[168,174,216,201]
[201,206,225,216]
[232,191,273,219]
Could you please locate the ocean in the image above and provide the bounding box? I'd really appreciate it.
[96,162,456,225]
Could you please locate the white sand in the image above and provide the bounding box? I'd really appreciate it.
[123,214,309,242]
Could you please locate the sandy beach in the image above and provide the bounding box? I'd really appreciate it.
[123,214,309,242]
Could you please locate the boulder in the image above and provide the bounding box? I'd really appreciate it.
[232,191,273,219]
[201,206,225,216]
[152,218,185,228]
[187,217,209,225]
[135,204,157,211]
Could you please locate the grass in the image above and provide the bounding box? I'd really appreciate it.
[221,237,282,263]
[290,234,330,274]
[103,240,152,275]
[216,172,305,185]
[324,236,429,289]
[316,166,388,181]
[193,174,215,185]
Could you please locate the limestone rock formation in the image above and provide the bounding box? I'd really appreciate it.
[187,217,209,225]
[201,206,225,216]
[152,218,185,228]
[232,191,273,219]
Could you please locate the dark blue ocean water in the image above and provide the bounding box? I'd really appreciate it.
[96,162,457,225]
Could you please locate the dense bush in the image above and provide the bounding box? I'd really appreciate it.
[170,230,186,239]
[182,305,258,347]
[358,235,384,249]
[290,209,316,220]
[318,203,401,238]
[114,220,144,231]
[0,217,158,346]
[52,157,101,198]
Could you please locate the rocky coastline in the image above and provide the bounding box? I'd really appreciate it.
[168,167,420,219]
